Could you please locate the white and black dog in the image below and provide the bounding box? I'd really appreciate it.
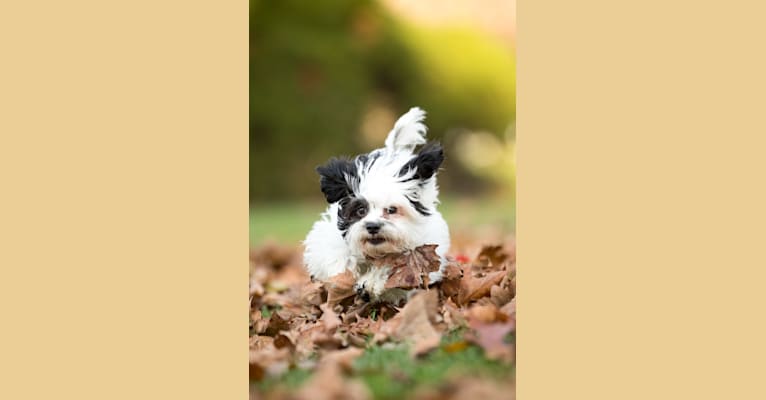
[303,107,450,303]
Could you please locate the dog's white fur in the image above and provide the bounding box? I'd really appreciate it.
[303,107,450,302]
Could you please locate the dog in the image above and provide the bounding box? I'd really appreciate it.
[303,107,450,303]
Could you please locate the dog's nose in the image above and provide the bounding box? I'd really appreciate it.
[365,222,382,235]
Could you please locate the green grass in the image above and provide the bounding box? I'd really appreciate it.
[254,330,514,399]
[250,196,515,247]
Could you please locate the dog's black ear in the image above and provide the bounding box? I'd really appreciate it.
[316,158,357,203]
[399,142,444,181]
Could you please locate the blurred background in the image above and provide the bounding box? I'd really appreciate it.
[251,0,515,249]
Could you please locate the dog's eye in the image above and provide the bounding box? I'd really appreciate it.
[386,206,398,214]
[356,207,367,217]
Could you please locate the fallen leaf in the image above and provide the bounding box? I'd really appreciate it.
[249,336,290,381]
[300,281,325,306]
[294,353,371,400]
[500,298,516,321]
[390,290,442,356]
[443,340,469,353]
[377,244,441,289]
[251,309,269,335]
[476,245,508,269]
[489,285,514,307]
[466,303,508,323]
[249,236,516,398]
[439,262,464,300]
[468,320,515,362]
[324,269,356,307]
[458,269,507,305]
[445,377,516,400]
[441,297,467,329]
[320,303,342,332]
[264,311,291,336]
[319,347,364,372]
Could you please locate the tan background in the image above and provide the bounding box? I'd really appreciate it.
[1,0,765,399]
[0,0,248,398]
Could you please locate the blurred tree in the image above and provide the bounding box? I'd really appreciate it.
[250,0,515,201]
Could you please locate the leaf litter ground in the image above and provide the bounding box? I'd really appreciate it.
[250,236,516,400]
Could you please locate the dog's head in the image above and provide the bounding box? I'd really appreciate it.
[315,108,444,260]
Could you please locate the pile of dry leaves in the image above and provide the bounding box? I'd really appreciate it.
[250,238,515,399]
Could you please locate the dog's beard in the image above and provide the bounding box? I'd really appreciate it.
[348,226,408,260]
[360,235,403,258]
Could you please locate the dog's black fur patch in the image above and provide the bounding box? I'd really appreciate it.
[316,157,358,204]
[406,196,432,216]
[398,142,444,181]
[337,197,369,236]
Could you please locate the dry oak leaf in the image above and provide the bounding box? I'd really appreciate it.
[263,311,291,337]
[294,353,371,400]
[375,244,441,290]
[468,319,515,362]
[300,281,325,306]
[458,269,507,306]
[389,290,442,356]
[324,269,356,307]
[319,347,365,373]
[476,245,509,269]
[443,377,516,400]
[439,261,464,300]
[320,303,342,332]
[251,309,270,335]
[249,337,290,380]
[500,298,516,321]
[466,303,508,324]
[441,297,467,330]
[489,284,514,308]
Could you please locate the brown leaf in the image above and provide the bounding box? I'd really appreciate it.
[324,269,356,307]
[373,310,403,343]
[443,261,464,280]
[443,340,469,353]
[264,311,291,336]
[377,244,441,290]
[500,298,516,321]
[489,285,514,307]
[320,303,342,332]
[249,336,290,381]
[319,347,364,372]
[476,244,509,269]
[466,303,508,324]
[390,290,442,356]
[294,349,371,400]
[273,332,294,350]
[444,377,516,400]
[251,310,269,335]
[300,281,325,306]
[458,269,507,305]
[468,320,515,362]
[441,297,467,330]
[439,262,464,300]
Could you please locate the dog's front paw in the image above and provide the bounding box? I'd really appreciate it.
[354,267,410,305]
[354,282,371,302]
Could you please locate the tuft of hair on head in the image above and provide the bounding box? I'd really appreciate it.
[316,158,358,204]
[398,141,444,181]
[384,107,427,154]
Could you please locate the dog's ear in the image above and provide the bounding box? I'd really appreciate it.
[316,158,357,203]
[399,142,444,181]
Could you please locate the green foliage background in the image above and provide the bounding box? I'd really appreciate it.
[250,0,515,202]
